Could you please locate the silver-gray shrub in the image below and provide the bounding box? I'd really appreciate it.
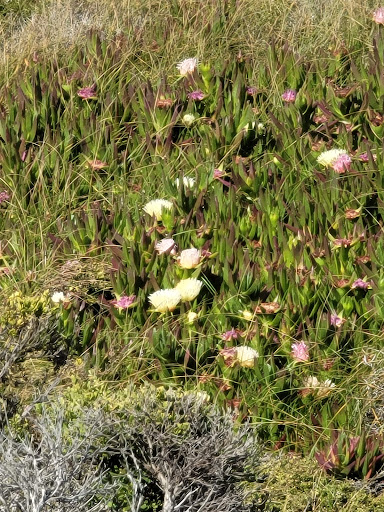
[0,406,116,512]
[111,387,261,512]
[0,386,262,512]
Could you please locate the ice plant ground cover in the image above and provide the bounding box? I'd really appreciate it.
[4,1,384,510]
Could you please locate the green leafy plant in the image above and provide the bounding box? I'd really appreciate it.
[315,430,384,480]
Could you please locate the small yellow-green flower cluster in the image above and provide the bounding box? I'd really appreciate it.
[1,289,53,333]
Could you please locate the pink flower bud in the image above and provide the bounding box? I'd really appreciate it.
[77,86,97,100]
[282,89,297,103]
[373,7,384,24]
[291,341,309,362]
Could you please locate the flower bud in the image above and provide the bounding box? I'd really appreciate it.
[177,248,201,269]
[182,114,196,128]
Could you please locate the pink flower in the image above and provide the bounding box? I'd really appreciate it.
[322,358,334,371]
[213,168,231,187]
[77,86,97,100]
[221,329,239,341]
[291,341,309,362]
[359,152,376,162]
[282,89,297,103]
[332,238,351,248]
[246,86,258,96]
[219,347,237,367]
[373,7,384,24]
[330,313,344,327]
[88,159,108,170]
[188,90,205,101]
[351,278,371,290]
[345,209,361,219]
[201,249,212,258]
[0,191,10,204]
[155,97,174,108]
[331,153,352,173]
[110,295,136,309]
[155,238,177,255]
[213,168,225,179]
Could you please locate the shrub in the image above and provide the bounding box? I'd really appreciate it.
[0,406,116,511]
[109,386,262,512]
[1,384,263,511]
[259,452,384,512]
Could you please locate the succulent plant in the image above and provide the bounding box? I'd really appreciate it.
[315,431,384,480]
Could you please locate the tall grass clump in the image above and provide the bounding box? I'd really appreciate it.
[0,0,380,82]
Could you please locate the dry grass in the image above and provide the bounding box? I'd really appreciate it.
[0,0,379,82]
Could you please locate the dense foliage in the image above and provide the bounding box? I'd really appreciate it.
[2,1,384,510]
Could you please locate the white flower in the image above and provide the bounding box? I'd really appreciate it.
[303,375,321,389]
[148,289,182,312]
[317,379,336,398]
[317,149,347,167]
[176,57,198,76]
[243,121,256,132]
[155,238,177,255]
[143,199,173,221]
[175,278,203,301]
[51,291,66,303]
[186,311,198,323]
[182,114,196,127]
[303,375,335,398]
[175,176,196,189]
[236,346,259,368]
[177,248,201,269]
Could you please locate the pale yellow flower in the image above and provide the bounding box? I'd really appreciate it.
[143,199,173,221]
[317,149,347,167]
[148,289,181,312]
[240,310,254,321]
[175,278,203,301]
[177,248,201,269]
[303,375,321,389]
[243,121,256,132]
[186,311,198,323]
[193,391,210,402]
[177,57,198,76]
[236,346,259,368]
[182,114,196,127]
